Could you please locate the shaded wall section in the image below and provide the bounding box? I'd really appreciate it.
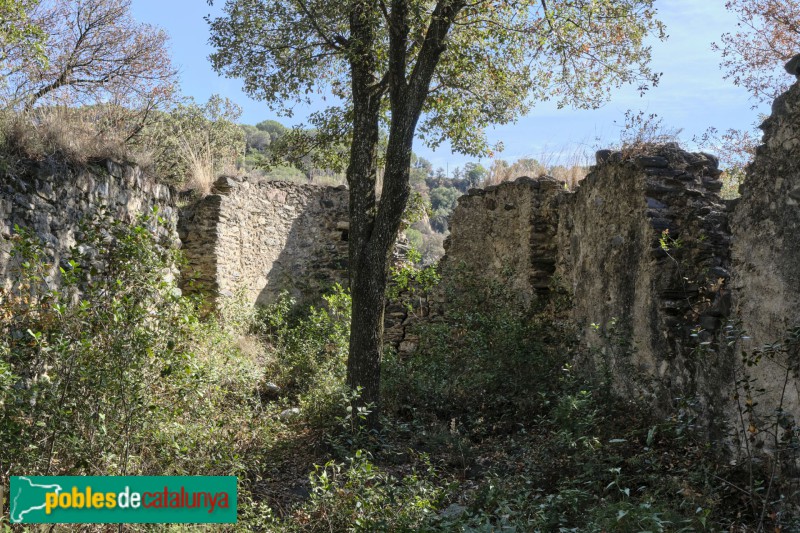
[559,146,734,420]
[179,176,349,306]
[440,176,564,308]
[440,144,736,430]
[1,159,176,288]
[731,80,800,426]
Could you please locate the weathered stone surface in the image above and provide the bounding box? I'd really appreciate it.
[440,143,734,433]
[785,53,800,76]
[178,176,350,307]
[731,79,800,435]
[440,175,563,309]
[558,144,732,425]
[1,159,176,288]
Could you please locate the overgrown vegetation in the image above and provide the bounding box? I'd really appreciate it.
[0,210,273,480]
[3,0,800,528]
[2,211,799,530]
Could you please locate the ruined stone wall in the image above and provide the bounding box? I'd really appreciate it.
[441,145,736,429]
[731,80,800,429]
[179,175,349,306]
[440,176,564,308]
[559,147,734,420]
[1,159,176,288]
[5,81,800,444]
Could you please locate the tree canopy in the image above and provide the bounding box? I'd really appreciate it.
[209,0,666,421]
[209,0,664,156]
[1,0,176,114]
[0,0,46,67]
[714,0,800,105]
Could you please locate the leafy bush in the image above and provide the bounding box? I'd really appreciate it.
[0,209,194,476]
[283,450,444,532]
[384,279,573,435]
[256,285,352,428]
[140,95,245,192]
[0,209,272,486]
[381,268,737,531]
[429,186,459,212]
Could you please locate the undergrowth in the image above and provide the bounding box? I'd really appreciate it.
[0,210,275,529]
[2,213,797,531]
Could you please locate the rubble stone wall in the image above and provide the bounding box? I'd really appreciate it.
[439,71,800,436]
[441,147,735,424]
[559,147,734,424]
[730,81,800,430]
[1,159,176,288]
[440,176,564,308]
[5,79,800,445]
[178,176,350,306]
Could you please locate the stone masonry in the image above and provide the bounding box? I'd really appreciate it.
[440,145,735,427]
[730,80,800,436]
[560,145,734,424]
[178,175,350,306]
[4,79,800,451]
[440,176,564,309]
[1,158,175,288]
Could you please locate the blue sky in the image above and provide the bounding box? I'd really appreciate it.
[131,0,775,170]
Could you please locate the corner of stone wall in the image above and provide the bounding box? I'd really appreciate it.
[439,175,565,310]
[178,175,350,308]
[437,144,734,430]
[559,144,734,428]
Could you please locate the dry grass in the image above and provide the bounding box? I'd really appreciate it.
[486,144,592,190]
[0,106,138,167]
[177,129,216,195]
[0,106,241,196]
[244,164,346,187]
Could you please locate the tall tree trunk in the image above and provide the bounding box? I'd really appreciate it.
[346,98,416,426]
[345,0,384,425]
[345,0,464,427]
[347,240,388,421]
[345,95,383,419]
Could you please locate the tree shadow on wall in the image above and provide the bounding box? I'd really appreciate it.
[255,183,350,308]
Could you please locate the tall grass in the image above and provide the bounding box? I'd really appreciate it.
[486,143,592,190]
[0,105,139,166]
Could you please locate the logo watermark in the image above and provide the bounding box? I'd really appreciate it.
[9,476,237,524]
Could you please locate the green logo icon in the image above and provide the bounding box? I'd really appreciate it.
[9,476,237,524]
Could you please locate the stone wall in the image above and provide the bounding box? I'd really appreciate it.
[730,80,800,431]
[559,146,734,422]
[4,80,800,446]
[440,176,564,308]
[1,158,175,288]
[178,175,350,306]
[438,71,800,439]
[440,147,735,423]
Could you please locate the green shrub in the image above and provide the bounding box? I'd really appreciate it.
[384,283,573,435]
[256,285,351,429]
[283,450,444,532]
[0,209,195,476]
[0,209,272,485]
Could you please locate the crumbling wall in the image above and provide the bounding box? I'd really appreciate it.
[436,81,800,441]
[179,176,349,306]
[441,144,735,427]
[440,176,564,308]
[731,80,800,428]
[5,79,800,443]
[1,159,176,288]
[559,146,734,420]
